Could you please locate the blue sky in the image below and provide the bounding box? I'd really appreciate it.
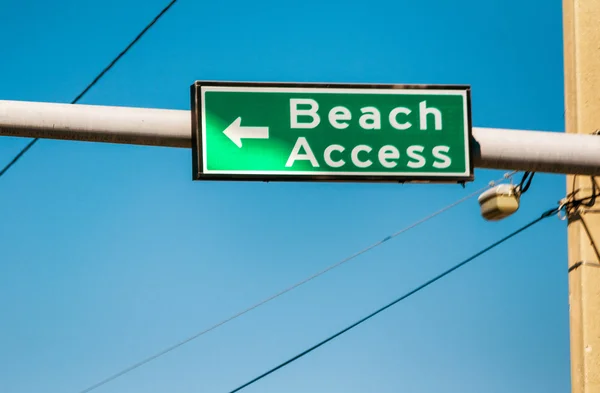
[0,0,569,392]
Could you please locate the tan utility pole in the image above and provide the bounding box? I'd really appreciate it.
[564,0,600,391]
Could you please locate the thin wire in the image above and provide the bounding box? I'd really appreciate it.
[0,0,179,179]
[227,205,560,393]
[75,172,516,393]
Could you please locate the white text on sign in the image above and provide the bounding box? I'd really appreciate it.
[286,98,451,169]
[289,99,443,131]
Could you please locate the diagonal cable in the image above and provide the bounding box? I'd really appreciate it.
[227,204,560,393]
[76,172,516,393]
[0,0,179,179]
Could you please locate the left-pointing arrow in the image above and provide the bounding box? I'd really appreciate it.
[223,117,269,148]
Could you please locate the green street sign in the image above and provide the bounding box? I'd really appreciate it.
[191,81,473,183]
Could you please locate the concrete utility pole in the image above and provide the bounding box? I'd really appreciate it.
[564,0,600,391]
[2,99,600,176]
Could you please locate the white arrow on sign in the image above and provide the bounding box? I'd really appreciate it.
[223,117,269,148]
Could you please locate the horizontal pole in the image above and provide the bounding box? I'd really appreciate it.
[0,100,190,148]
[1,100,599,176]
[472,127,600,176]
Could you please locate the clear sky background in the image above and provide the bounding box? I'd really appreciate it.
[0,0,569,392]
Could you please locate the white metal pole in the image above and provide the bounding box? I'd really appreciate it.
[1,100,599,176]
[473,127,600,175]
[0,100,190,148]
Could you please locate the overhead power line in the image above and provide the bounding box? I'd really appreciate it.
[76,172,516,393]
[226,204,561,393]
[0,0,179,179]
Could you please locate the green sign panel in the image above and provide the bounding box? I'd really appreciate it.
[191,81,473,183]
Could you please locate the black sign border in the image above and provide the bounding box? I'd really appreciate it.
[191,80,474,184]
